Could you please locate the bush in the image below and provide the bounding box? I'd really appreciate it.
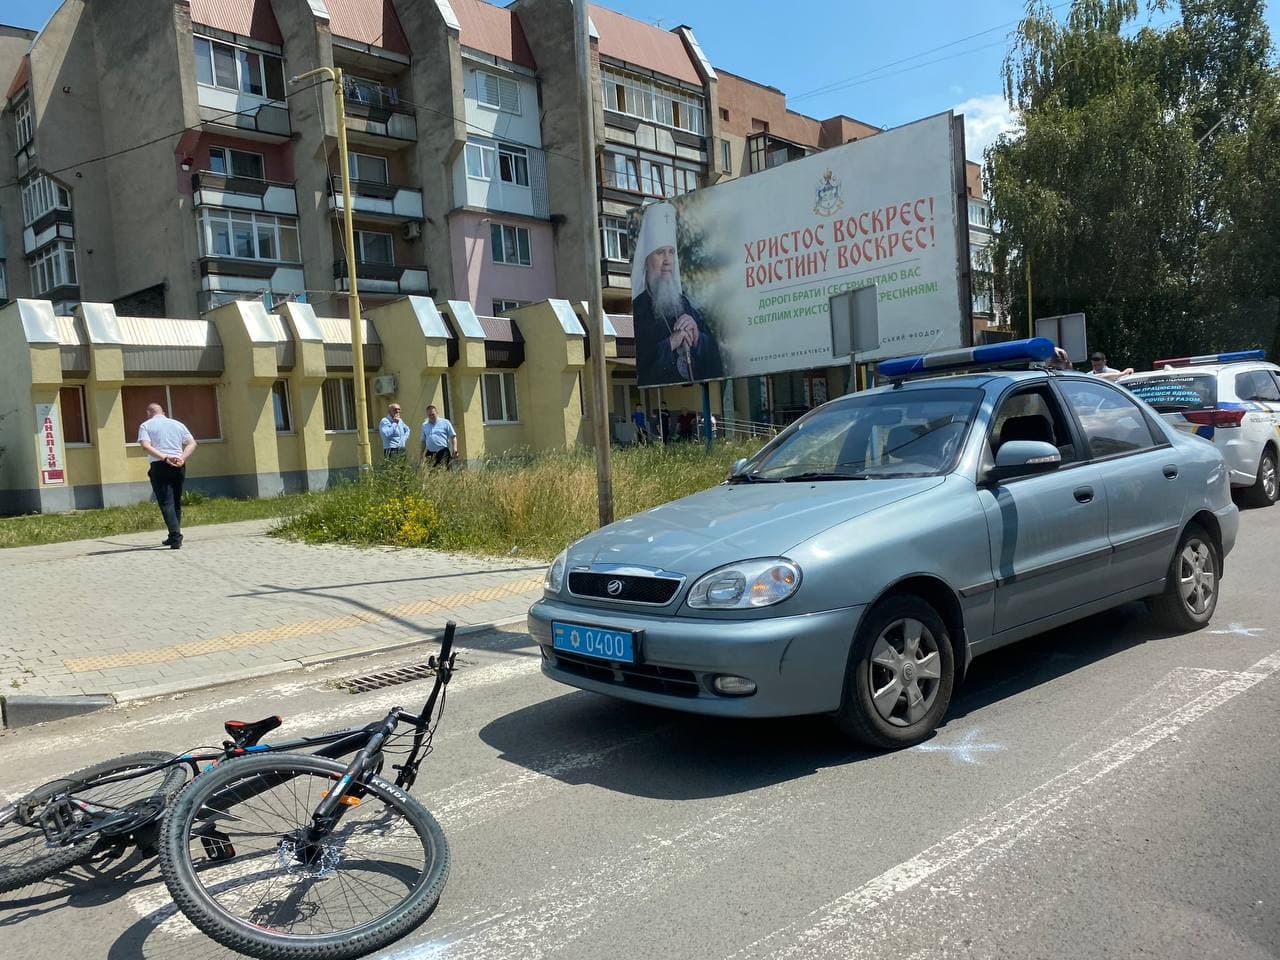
[273,440,763,558]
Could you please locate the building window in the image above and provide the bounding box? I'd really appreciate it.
[440,372,453,422]
[321,377,358,432]
[601,68,705,135]
[208,146,264,180]
[355,230,394,265]
[719,107,729,121]
[15,98,32,148]
[193,36,285,101]
[602,216,630,261]
[476,71,520,114]
[21,174,72,226]
[968,201,989,227]
[59,385,89,445]
[348,151,389,184]
[721,139,731,173]
[272,380,292,432]
[465,137,529,187]
[481,371,519,423]
[492,299,527,315]
[199,209,300,262]
[490,223,531,266]
[30,241,77,295]
[604,152,640,192]
[122,384,222,441]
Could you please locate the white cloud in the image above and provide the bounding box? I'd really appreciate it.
[952,93,1020,163]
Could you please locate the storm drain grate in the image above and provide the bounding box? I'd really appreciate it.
[333,662,439,695]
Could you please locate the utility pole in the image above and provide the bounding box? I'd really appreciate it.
[574,0,615,526]
[292,66,372,471]
[1025,254,1033,338]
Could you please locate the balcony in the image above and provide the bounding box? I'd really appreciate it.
[333,259,429,296]
[344,106,417,144]
[23,208,74,255]
[747,133,812,174]
[198,258,305,305]
[328,176,423,221]
[197,86,291,142]
[192,171,298,217]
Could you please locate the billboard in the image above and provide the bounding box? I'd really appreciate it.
[630,112,970,387]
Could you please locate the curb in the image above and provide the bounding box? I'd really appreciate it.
[0,615,530,730]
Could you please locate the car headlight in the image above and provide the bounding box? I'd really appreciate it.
[687,558,801,610]
[544,549,568,594]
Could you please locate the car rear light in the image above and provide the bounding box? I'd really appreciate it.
[1184,409,1246,427]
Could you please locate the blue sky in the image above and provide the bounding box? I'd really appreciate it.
[3,0,1278,160]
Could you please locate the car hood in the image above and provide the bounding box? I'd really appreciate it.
[571,477,945,574]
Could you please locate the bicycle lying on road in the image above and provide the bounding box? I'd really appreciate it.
[0,622,459,960]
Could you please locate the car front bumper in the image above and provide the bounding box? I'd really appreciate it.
[527,598,864,718]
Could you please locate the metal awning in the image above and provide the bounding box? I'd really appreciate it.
[264,311,296,371]
[117,316,224,377]
[478,315,524,369]
[54,314,90,378]
[317,316,383,371]
[607,313,636,358]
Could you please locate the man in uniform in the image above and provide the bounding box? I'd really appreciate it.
[137,402,197,549]
[631,203,723,386]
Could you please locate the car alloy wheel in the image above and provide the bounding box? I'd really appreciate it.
[1263,453,1278,502]
[1177,537,1216,617]
[867,618,943,727]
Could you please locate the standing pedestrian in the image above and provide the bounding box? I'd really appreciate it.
[660,403,672,444]
[1087,351,1134,381]
[632,404,648,444]
[420,404,458,469]
[137,402,196,549]
[378,402,411,462]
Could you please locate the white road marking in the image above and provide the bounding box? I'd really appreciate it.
[726,649,1280,960]
[1209,622,1265,637]
[912,728,1004,764]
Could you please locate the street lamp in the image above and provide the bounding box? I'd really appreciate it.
[291,66,372,472]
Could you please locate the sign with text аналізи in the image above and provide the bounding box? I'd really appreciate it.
[628,112,968,387]
[36,402,66,485]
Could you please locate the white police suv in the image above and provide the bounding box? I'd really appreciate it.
[1121,350,1280,507]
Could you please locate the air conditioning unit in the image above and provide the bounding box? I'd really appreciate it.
[402,221,422,240]
[373,374,398,396]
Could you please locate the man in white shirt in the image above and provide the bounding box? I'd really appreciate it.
[1087,351,1134,381]
[420,405,458,470]
[378,402,411,462]
[137,403,197,549]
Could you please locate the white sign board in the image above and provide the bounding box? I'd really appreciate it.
[35,402,66,485]
[629,112,968,387]
[1035,313,1088,362]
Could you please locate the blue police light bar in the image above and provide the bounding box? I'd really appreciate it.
[878,337,1056,380]
[1152,349,1266,368]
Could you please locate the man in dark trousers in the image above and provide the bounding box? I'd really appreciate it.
[138,402,197,549]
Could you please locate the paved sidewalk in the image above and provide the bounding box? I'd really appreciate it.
[0,519,545,702]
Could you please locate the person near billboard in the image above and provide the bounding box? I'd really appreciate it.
[631,203,724,386]
[137,402,196,549]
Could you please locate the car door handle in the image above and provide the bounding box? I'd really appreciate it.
[1073,486,1095,504]
[1163,464,1179,479]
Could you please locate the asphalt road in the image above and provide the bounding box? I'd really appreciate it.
[3,503,1278,960]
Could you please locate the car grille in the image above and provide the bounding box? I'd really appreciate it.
[549,649,701,698]
[567,571,681,605]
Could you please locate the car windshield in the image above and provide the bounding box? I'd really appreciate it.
[743,387,982,481]
[1123,373,1217,412]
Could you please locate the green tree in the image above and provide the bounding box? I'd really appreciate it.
[988,0,1278,364]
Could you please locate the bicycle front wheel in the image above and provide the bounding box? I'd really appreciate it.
[159,753,449,960]
[1,751,185,894]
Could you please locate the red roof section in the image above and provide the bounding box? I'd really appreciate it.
[325,0,411,55]
[188,0,284,45]
[451,0,536,70]
[5,54,30,100]
[590,5,701,85]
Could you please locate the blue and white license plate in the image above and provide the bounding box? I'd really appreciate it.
[552,622,637,664]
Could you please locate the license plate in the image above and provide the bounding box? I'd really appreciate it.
[552,622,637,664]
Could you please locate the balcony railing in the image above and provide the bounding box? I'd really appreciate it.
[328,177,424,220]
[333,259,429,296]
[343,92,417,142]
[192,171,298,216]
[197,87,292,140]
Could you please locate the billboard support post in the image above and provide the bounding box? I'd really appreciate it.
[573,0,613,526]
[701,382,713,448]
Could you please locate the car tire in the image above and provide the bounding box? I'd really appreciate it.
[1241,447,1278,508]
[835,595,955,750]
[1149,523,1220,632]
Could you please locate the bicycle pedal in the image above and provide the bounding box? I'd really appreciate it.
[200,829,236,862]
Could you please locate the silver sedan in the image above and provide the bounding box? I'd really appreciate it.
[528,366,1238,748]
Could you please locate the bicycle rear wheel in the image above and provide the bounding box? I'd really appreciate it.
[0,751,186,894]
[160,753,449,960]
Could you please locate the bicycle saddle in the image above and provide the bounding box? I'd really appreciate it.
[223,715,283,745]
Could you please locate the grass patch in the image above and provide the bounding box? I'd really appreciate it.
[0,493,307,549]
[273,441,762,560]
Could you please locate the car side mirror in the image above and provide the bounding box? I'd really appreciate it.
[984,440,1062,483]
[730,458,748,477]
